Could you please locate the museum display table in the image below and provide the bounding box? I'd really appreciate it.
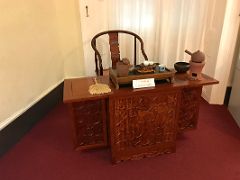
[63,73,218,163]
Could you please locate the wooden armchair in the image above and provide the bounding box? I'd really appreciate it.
[91,30,148,76]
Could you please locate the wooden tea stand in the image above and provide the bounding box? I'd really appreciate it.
[109,67,175,89]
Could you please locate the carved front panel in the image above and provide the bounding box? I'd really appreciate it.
[71,100,107,150]
[110,91,179,162]
[178,87,202,132]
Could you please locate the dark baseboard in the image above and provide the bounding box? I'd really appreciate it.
[0,82,64,157]
[224,86,232,106]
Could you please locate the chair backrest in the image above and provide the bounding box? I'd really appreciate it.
[91,30,148,76]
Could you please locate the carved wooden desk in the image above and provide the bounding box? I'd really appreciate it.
[63,73,218,163]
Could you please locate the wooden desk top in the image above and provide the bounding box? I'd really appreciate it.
[63,73,218,103]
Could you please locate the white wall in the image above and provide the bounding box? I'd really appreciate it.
[229,69,240,127]
[202,0,240,104]
[55,0,85,78]
[202,0,227,102]
[0,0,85,130]
[227,26,240,86]
[79,0,109,76]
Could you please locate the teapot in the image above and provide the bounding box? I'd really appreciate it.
[185,49,205,63]
[116,58,131,77]
[185,49,205,80]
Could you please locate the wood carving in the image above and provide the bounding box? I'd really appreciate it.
[110,91,179,162]
[178,87,202,132]
[108,32,120,69]
[71,100,107,150]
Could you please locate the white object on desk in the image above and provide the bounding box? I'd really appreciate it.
[132,78,155,89]
[143,60,154,66]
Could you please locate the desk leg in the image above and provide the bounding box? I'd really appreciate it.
[178,87,202,132]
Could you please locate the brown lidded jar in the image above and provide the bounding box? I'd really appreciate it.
[116,58,130,77]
